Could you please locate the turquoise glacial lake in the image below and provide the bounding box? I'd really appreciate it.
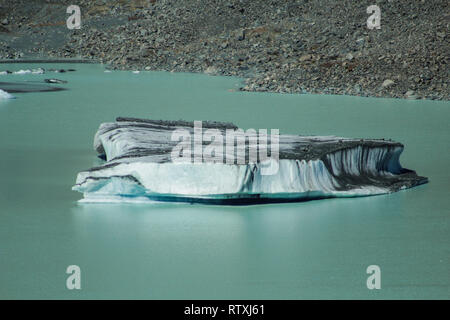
[0,64,448,299]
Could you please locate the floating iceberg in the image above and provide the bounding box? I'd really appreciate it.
[1,68,44,75]
[32,68,45,74]
[13,69,32,75]
[0,89,14,100]
[72,117,428,204]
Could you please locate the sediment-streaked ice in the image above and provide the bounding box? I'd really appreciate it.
[72,118,428,204]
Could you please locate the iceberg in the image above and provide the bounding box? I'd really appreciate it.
[32,68,45,74]
[72,117,428,204]
[13,69,32,75]
[0,89,14,100]
[1,68,44,75]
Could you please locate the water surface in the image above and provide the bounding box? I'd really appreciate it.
[0,64,448,299]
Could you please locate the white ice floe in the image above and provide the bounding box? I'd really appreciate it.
[0,89,15,100]
[1,68,44,75]
[32,68,45,74]
[13,69,32,75]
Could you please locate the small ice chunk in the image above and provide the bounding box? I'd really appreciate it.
[0,89,15,99]
[32,68,45,74]
[14,69,32,75]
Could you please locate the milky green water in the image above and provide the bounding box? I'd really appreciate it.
[0,64,448,299]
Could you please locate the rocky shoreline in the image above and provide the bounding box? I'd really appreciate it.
[0,0,448,100]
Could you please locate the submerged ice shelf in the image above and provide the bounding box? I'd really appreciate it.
[72,117,428,204]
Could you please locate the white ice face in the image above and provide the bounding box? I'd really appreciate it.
[73,149,397,203]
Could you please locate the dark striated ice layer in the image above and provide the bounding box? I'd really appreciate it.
[0,81,65,93]
[72,117,428,204]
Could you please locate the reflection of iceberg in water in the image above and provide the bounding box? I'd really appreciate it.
[72,117,428,205]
